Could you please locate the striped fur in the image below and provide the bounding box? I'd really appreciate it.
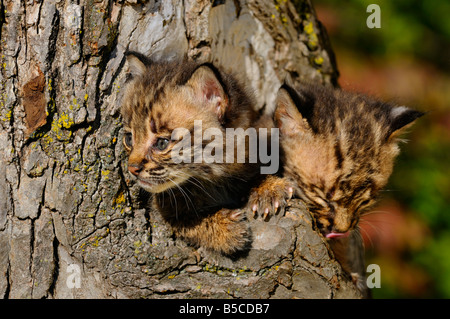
[275,83,423,235]
[121,52,266,255]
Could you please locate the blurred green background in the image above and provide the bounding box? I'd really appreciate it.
[312,0,450,298]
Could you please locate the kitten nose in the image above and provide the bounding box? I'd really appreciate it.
[128,163,143,176]
[331,221,351,234]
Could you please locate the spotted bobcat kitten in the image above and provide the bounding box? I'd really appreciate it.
[121,52,265,255]
[251,83,423,240]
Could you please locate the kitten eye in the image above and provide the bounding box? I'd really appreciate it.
[124,132,133,149]
[154,138,169,151]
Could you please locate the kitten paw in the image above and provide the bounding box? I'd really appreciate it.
[178,208,250,255]
[215,208,250,254]
[174,208,250,255]
[248,176,294,220]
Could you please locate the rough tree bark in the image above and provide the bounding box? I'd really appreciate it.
[0,0,365,298]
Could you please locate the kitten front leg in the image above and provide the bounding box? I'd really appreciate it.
[174,209,250,255]
[248,175,294,220]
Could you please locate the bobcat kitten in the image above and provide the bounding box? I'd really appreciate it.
[251,83,423,240]
[121,52,265,255]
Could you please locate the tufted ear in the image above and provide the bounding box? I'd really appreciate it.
[388,106,424,141]
[125,51,150,78]
[274,85,313,137]
[186,64,228,122]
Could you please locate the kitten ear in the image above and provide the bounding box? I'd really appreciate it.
[187,65,228,122]
[125,51,150,78]
[274,86,311,136]
[388,106,424,140]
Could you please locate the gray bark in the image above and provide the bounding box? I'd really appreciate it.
[0,0,363,298]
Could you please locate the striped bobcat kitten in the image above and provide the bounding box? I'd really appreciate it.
[250,83,423,241]
[121,52,267,255]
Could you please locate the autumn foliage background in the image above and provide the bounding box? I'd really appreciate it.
[314,0,450,298]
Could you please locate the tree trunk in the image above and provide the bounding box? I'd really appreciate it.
[0,0,364,298]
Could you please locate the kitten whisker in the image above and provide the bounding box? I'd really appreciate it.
[360,210,397,227]
[356,224,374,250]
[358,219,384,239]
[172,171,216,202]
[167,176,199,218]
[379,189,399,193]
[352,227,365,250]
[173,171,207,190]
[361,210,393,217]
[166,186,178,221]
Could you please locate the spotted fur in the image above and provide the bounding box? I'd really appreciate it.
[121,52,267,255]
[273,83,423,236]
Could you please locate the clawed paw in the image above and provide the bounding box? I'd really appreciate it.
[176,208,249,255]
[212,208,250,254]
[248,176,294,220]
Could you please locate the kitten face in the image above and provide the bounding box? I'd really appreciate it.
[121,53,254,193]
[275,84,423,236]
[122,87,207,193]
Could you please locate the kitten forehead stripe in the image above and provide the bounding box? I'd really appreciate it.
[334,141,344,169]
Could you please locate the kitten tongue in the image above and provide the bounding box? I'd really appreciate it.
[326,232,350,239]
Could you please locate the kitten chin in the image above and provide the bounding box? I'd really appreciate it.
[137,175,190,193]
